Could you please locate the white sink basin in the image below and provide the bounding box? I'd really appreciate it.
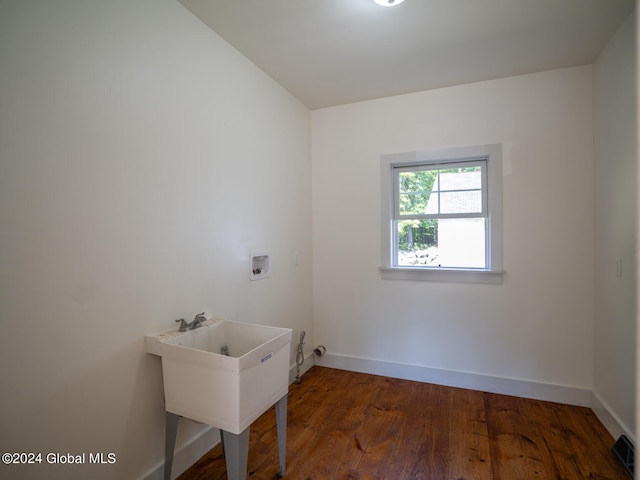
[147,318,292,435]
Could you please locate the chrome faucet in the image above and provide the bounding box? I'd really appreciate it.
[175,312,206,332]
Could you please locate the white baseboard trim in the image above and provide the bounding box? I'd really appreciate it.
[591,391,636,444]
[315,353,592,407]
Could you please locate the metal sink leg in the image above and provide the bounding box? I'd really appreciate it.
[221,427,250,480]
[275,394,288,477]
[164,412,180,480]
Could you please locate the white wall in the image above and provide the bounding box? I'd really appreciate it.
[312,67,595,396]
[593,12,637,440]
[0,1,312,479]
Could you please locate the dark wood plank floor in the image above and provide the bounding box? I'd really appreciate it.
[178,366,629,480]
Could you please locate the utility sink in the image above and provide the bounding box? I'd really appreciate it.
[146,318,292,435]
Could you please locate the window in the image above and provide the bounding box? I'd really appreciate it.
[380,144,503,283]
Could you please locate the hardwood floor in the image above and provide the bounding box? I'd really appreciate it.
[178,366,629,480]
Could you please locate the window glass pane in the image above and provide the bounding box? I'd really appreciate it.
[398,170,437,216]
[436,218,485,268]
[439,190,482,214]
[397,218,485,268]
[438,167,482,191]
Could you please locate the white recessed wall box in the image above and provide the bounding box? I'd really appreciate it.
[250,253,270,280]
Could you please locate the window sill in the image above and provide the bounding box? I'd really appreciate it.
[379,266,504,284]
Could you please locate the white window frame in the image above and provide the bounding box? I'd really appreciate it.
[380,144,504,283]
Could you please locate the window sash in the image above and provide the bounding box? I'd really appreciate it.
[393,159,487,220]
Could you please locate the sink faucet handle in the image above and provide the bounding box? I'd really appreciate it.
[175,318,188,332]
[193,312,206,327]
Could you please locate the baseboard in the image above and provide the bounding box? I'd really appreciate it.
[315,353,592,407]
[591,391,636,444]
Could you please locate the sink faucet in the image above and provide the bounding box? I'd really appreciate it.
[192,312,206,329]
[175,312,206,332]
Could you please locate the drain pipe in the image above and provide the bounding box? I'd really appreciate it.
[295,331,305,384]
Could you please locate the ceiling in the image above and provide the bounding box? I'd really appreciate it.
[178,0,635,110]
